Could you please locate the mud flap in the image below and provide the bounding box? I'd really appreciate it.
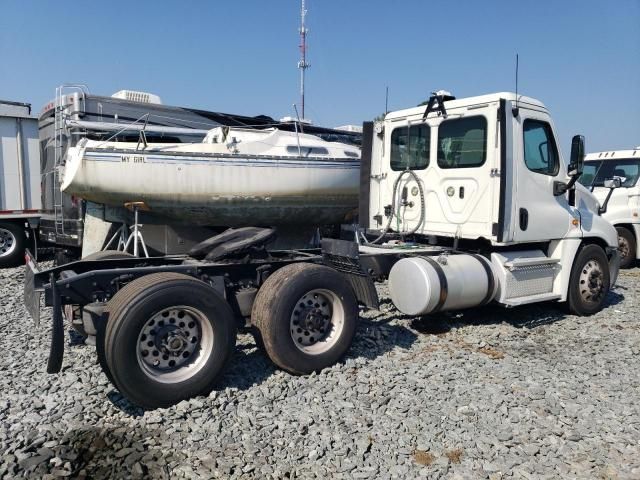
[342,272,379,310]
[321,238,379,309]
[46,274,64,374]
[24,251,41,325]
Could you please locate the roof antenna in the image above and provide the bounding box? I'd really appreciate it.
[512,53,520,118]
[385,86,389,114]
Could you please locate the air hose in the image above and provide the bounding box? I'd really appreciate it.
[368,167,426,244]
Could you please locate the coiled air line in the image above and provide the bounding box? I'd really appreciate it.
[368,122,426,244]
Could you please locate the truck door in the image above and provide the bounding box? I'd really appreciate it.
[429,111,498,238]
[512,111,576,242]
[376,106,499,239]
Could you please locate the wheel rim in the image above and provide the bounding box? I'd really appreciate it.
[618,236,630,260]
[136,306,213,383]
[578,258,605,304]
[0,228,17,259]
[290,289,345,355]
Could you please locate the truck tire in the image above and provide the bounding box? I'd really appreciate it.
[252,263,358,375]
[103,272,236,408]
[83,250,134,261]
[616,227,636,269]
[0,222,26,268]
[567,244,611,316]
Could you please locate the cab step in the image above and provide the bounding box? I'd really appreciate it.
[504,256,560,270]
[501,292,562,307]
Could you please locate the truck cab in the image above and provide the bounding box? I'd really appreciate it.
[579,148,640,268]
[363,92,619,311]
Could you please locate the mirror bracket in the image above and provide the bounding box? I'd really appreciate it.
[599,177,622,214]
[553,181,568,196]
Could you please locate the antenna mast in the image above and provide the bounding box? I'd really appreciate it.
[298,0,310,119]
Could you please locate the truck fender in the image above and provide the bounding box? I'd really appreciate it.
[548,238,582,302]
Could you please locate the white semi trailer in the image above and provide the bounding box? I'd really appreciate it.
[0,101,40,267]
[580,148,640,268]
[25,92,620,408]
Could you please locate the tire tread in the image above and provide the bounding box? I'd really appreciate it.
[252,263,357,375]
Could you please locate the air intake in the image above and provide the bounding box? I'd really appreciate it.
[111,90,162,105]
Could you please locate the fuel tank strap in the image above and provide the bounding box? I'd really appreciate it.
[471,254,495,306]
[423,257,448,313]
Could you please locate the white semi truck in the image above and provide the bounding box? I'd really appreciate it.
[580,148,640,268]
[25,92,620,408]
[0,101,40,267]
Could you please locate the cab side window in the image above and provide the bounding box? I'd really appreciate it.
[523,120,559,176]
[437,116,487,168]
[390,124,430,171]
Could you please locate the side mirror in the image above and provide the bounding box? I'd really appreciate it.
[568,134,585,177]
[556,134,586,199]
[603,176,623,189]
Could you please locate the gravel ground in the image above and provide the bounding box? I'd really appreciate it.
[1,263,639,479]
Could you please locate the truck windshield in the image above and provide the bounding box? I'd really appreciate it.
[580,159,640,188]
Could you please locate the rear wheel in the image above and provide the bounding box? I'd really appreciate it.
[252,263,358,375]
[0,222,26,268]
[104,272,236,408]
[616,227,636,269]
[567,244,611,316]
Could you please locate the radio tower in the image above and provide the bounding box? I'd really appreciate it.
[297,0,310,119]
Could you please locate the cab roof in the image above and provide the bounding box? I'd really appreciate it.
[384,92,547,121]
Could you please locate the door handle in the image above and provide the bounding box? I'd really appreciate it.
[519,208,528,231]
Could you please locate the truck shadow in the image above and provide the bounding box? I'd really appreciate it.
[104,316,419,415]
[218,315,419,391]
[12,425,178,479]
[408,288,625,332]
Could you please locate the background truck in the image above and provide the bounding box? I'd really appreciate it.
[580,148,640,268]
[25,91,620,409]
[0,100,40,267]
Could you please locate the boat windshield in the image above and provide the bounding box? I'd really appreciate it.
[580,159,640,188]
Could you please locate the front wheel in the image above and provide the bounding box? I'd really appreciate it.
[567,244,611,316]
[104,272,236,408]
[252,263,358,375]
[616,227,636,269]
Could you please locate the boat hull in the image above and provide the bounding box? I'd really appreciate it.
[62,148,360,226]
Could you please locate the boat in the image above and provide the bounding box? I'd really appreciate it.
[61,126,361,226]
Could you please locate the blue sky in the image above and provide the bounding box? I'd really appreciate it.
[1,0,638,153]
